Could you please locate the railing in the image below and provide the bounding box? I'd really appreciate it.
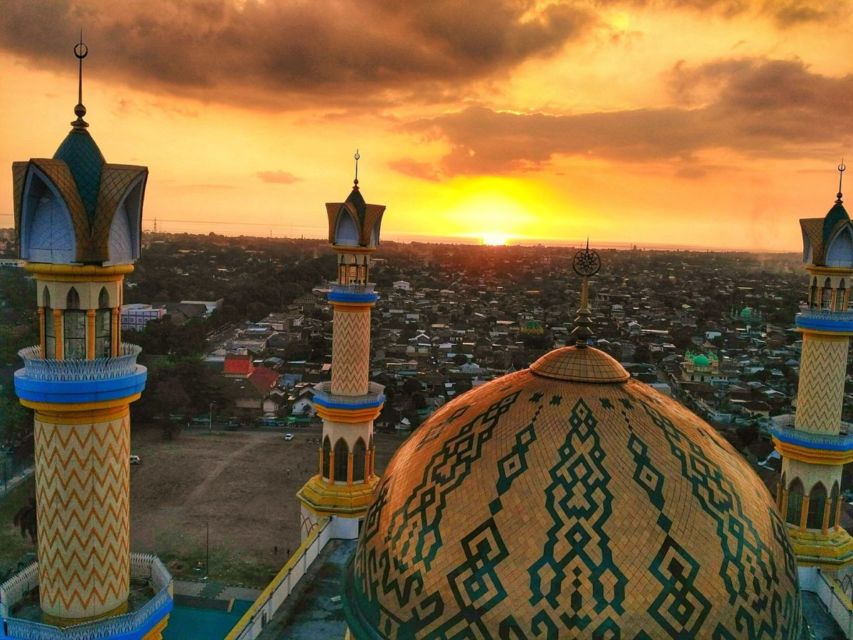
[0,564,37,619]
[814,569,853,638]
[0,553,172,640]
[225,518,332,640]
[313,381,385,407]
[16,344,141,382]
[798,310,853,321]
[771,425,853,450]
[329,283,376,293]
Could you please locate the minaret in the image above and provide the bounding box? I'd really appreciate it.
[298,152,385,540]
[772,162,853,571]
[4,38,172,636]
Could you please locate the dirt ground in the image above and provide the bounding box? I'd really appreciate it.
[129,425,407,587]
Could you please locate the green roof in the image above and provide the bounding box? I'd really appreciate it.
[693,354,710,367]
[54,128,105,221]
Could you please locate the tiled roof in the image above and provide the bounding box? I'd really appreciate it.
[345,347,803,638]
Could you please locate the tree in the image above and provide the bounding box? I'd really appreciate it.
[13,495,37,544]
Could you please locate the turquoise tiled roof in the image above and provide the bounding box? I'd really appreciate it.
[822,201,849,244]
[54,128,105,222]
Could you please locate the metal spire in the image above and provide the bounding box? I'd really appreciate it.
[837,160,846,204]
[353,149,360,190]
[571,240,601,348]
[72,30,89,129]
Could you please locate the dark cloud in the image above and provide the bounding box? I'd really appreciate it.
[595,0,845,26]
[398,59,853,177]
[0,0,592,109]
[257,170,300,184]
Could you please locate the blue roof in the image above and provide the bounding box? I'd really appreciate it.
[822,201,849,244]
[54,128,105,221]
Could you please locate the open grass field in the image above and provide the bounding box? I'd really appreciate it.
[129,426,407,587]
[0,426,408,588]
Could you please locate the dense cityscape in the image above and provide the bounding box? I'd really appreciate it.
[3,229,844,492]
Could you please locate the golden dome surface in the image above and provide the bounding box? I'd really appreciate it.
[343,347,803,639]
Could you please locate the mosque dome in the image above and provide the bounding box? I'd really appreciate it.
[343,346,802,639]
[740,307,754,320]
[692,353,711,367]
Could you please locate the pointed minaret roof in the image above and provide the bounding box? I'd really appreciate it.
[53,32,105,222]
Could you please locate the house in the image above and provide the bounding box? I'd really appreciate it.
[223,353,253,378]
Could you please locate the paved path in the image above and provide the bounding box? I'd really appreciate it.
[803,591,845,639]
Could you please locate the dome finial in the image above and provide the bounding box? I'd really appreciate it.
[571,239,601,348]
[72,30,89,129]
[353,149,360,190]
[837,159,846,204]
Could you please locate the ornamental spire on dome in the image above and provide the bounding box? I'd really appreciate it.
[571,239,601,348]
[837,160,846,204]
[353,149,360,191]
[72,30,89,129]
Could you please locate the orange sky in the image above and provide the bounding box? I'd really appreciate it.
[1,1,851,250]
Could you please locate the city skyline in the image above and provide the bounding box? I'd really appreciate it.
[0,0,851,250]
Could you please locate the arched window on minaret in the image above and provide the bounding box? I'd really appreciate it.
[822,277,833,310]
[840,279,848,311]
[322,436,331,479]
[43,287,55,359]
[334,438,348,482]
[830,481,841,528]
[786,478,804,526]
[352,438,366,482]
[810,277,818,309]
[64,287,86,359]
[96,287,112,358]
[807,482,827,529]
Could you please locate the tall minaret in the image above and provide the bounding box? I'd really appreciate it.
[298,152,385,540]
[5,38,172,636]
[773,162,853,572]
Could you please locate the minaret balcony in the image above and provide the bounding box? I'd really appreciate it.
[14,343,147,406]
[0,553,173,640]
[795,310,853,333]
[312,381,385,423]
[771,424,853,465]
[328,283,378,305]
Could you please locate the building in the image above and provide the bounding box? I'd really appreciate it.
[772,166,853,590]
[2,40,172,639]
[680,350,726,384]
[121,303,166,331]
[297,161,386,541]
[298,162,385,539]
[340,246,805,638]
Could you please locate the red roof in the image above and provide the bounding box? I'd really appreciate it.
[224,354,253,377]
[248,366,278,393]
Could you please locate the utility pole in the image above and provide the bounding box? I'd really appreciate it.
[205,518,210,580]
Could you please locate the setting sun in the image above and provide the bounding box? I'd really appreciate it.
[482,232,509,246]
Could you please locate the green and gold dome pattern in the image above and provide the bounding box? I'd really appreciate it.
[344,347,803,639]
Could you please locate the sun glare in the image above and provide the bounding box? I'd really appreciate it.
[482,233,509,246]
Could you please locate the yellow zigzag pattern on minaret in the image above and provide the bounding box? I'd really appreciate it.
[331,308,371,396]
[34,415,130,619]
[795,336,848,433]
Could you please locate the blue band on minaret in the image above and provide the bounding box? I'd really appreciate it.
[328,290,379,304]
[14,367,147,404]
[795,311,853,333]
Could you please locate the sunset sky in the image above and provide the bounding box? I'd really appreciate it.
[1,0,851,250]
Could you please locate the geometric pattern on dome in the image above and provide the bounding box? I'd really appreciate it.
[345,365,803,639]
[530,346,630,383]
